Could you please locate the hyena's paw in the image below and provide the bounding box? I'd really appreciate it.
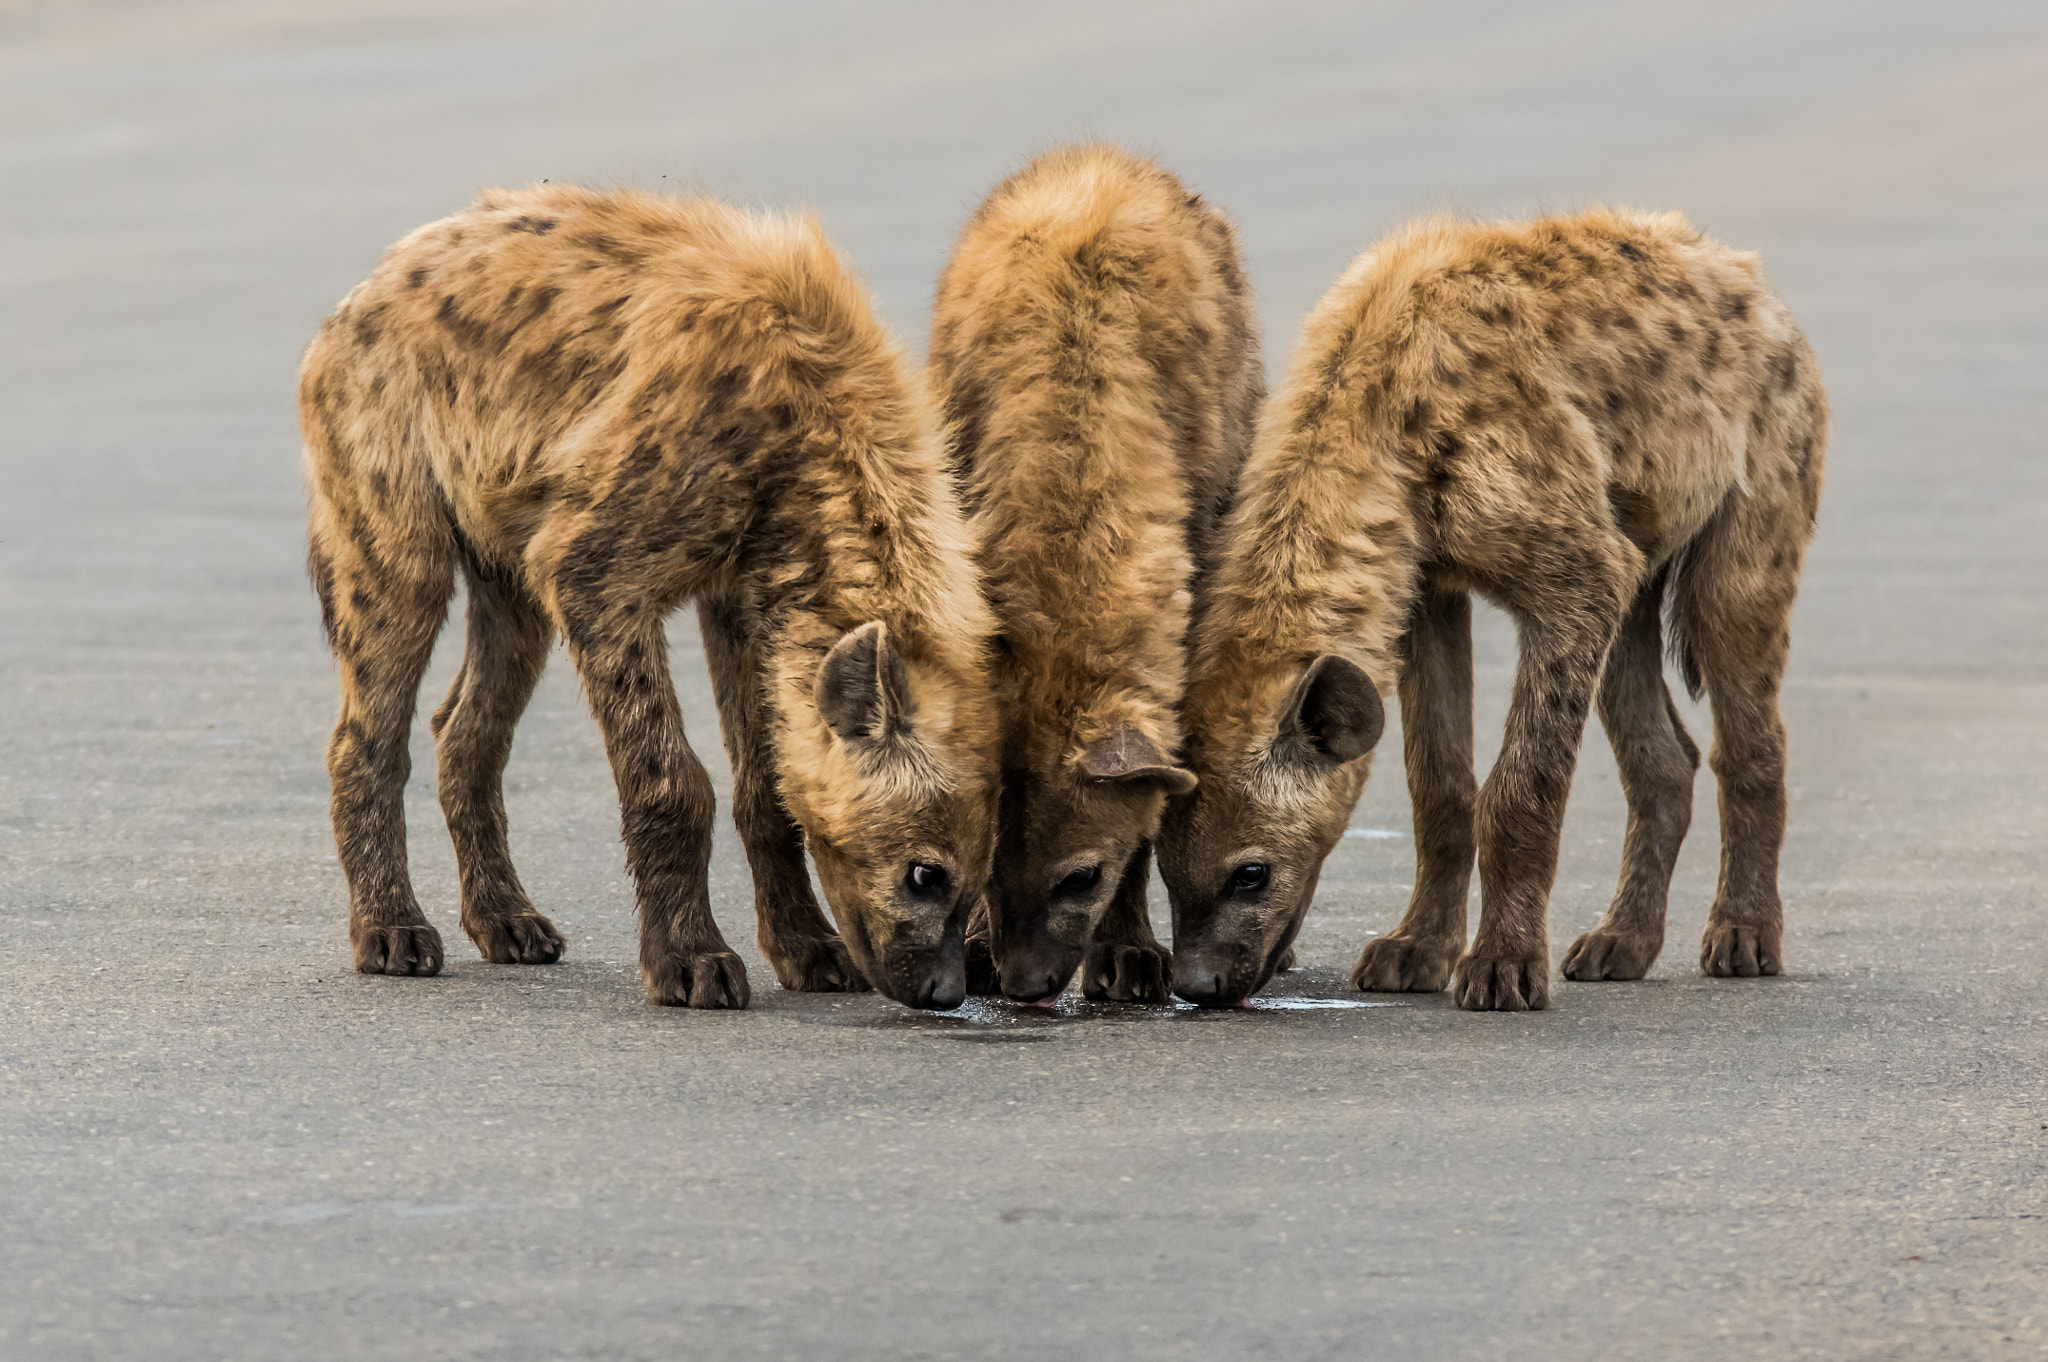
[765,934,871,993]
[1351,934,1460,993]
[1451,949,1551,1012]
[1562,927,1662,982]
[1700,921,1781,978]
[1274,946,1298,974]
[1082,938,1171,1004]
[964,932,1001,997]
[352,920,445,977]
[643,949,752,1009]
[466,911,565,965]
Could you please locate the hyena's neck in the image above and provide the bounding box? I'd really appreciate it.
[749,412,995,769]
[1187,369,1422,758]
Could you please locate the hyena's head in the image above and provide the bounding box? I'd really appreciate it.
[1157,655,1385,1007]
[987,723,1196,1003]
[781,622,998,1011]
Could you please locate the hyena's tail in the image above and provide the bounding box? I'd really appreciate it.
[1660,543,1706,703]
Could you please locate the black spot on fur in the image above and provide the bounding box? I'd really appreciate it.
[1402,399,1431,438]
[407,267,429,290]
[1617,240,1647,263]
[351,305,385,349]
[436,295,494,351]
[1773,348,1800,391]
[1718,292,1750,321]
[507,215,557,235]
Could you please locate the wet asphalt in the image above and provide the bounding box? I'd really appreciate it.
[2,1,2044,1358]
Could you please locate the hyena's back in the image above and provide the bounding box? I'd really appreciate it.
[301,185,909,602]
[1305,209,1824,606]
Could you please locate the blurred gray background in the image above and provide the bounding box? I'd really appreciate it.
[2,1,2043,1358]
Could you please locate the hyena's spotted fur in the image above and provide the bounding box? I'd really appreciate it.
[928,145,1263,1003]
[1159,208,1826,1011]
[301,185,999,1010]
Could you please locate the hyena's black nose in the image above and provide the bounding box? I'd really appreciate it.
[914,969,965,1012]
[1172,951,1233,1007]
[1000,968,1065,1005]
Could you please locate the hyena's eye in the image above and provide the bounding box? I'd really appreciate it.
[1054,865,1102,897]
[906,863,949,895]
[1229,863,1269,894]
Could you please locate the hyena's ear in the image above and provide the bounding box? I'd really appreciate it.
[816,622,914,750]
[1077,725,1198,795]
[1279,655,1384,764]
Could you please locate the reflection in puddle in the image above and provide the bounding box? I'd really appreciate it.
[845,990,1408,1032]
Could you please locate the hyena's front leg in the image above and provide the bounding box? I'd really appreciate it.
[1563,568,1699,982]
[1458,591,1622,1011]
[561,606,748,1009]
[311,524,454,977]
[697,593,867,994]
[1082,841,1171,1004]
[430,564,565,966]
[963,895,999,996]
[1356,584,1475,994]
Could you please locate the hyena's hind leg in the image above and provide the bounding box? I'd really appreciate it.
[1355,583,1476,994]
[697,592,868,994]
[1562,565,1700,982]
[429,559,565,966]
[309,503,456,977]
[1082,841,1171,1004]
[1673,484,1818,977]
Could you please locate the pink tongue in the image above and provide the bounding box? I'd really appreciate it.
[1025,991,1062,1010]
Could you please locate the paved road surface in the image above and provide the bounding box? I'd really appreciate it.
[2,1,2044,1357]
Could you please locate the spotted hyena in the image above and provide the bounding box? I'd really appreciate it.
[927,145,1264,1004]
[300,185,998,1010]
[1158,209,1826,1011]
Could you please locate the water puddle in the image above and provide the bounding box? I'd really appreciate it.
[827,989,1407,1034]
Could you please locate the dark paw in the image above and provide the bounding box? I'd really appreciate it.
[1274,947,1298,974]
[964,933,1000,997]
[1352,934,1460,993]
[1451,950,1550,1011]
[467,912,565,965]
[1562,927,1661,981]
[644,950,751,1009]
[1700,921,1781,978]
[766,934,871,993]
[352,921,444,977]
[1082,939,1171,1004]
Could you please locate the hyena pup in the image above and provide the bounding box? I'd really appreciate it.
[928,145,1263,1003]
[301,185,999,1010]
[1159,209,1826,1010]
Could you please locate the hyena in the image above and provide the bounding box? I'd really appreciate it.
[927,145,1263,1003]
[300,185,999,1011]
[1159,209,1826,1011]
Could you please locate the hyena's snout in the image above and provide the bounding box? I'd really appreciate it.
[1170,942,1250,1008]
[869,918,968,1012]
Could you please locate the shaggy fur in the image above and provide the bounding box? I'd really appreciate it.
[1158,208,1827,1010]
[928,145,1263,1003]
[300,185,999,1010]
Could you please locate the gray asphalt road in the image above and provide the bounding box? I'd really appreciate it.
[3,1,2045,1358]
